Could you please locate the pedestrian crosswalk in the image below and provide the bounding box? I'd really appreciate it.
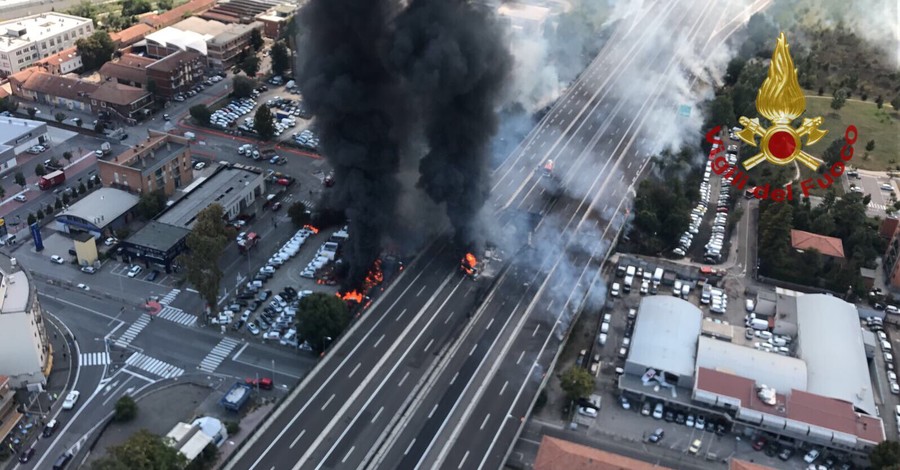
[114,315,151,348]
[198,337,241,373]
[869,203,888,211]
[80,352,110,366]
[298,199,316,210]
[157,306,197,327]
[160,289,181,305]
[125,352,184,379]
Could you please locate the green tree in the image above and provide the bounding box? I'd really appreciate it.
[0,96,19,113]
[136,189,166,219]
[122,0,151,17]
[271,41,290,76]
[876,95,884,109]
[831,88,848,111]
[559,367,593,401]
[723,57,745,87]
[113,396,137,422]
[189,104,212,125]
[240,55,260,77]
[288,202,310,227]
[63,151,73,163]
[54,112,66,123]
[62,192,71,205]
[27,107,37,118]
[178,204,229,315]
[157,0,173,9]
[870,440,900,469]
[48,157,60,169]
[254,105,276,140]
[892,96,900,111]
[78,182,86,194]
[707,94,736,129]
[66,0,97,21]
[14,171,25,188]
[0,184,4,199]
[94,120,105,133]
[185,443,219,470]
[295,293,350,353]
[867,139,876,151]
[36,208,44,220]
[91,430,186,470]
[55,198,62,210]
[249,28,264,51]
[231,76,255,99]
[76,31,116,72]
[34,163,46,177]
[26,213,35,225]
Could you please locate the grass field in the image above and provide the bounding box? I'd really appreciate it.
[804,94,899,171]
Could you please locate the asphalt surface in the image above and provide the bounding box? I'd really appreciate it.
[224,0,757,469]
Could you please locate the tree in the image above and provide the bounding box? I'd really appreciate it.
[0,184,4,199]
[55,198,62,210]
[136,189,166,219]
[157,0,173,9]
[288,202,310,227]
[871,440,900,469]
[189,104,212,125]
[876,95,884,109]
[254,105,275,140]
[14,171,25,188]
[185,443,219,470]
[178,204,229,315]
[113,396,137,422]
[240,55,260,77]
[294,293,350,353]
[78,182,86,194]
[723,57,745,87]
[27,213,35,225]
[76,31,116,72]
[831,88,848,111]
[249,28,264,51]
[34,164,46,177]
[91,430,186,470]
[47,157,60,169]
[0,96,19,113]
[54,112,66,123]
[231,76,255,99]
[891,96,900,111]
[707,94,736,129]
[36,208,44,220]
[62,192,71,205]
[66,0,97,21]
[271,41,290,76]
[63,151,73,163]
[867,139,876,151]
[94,120,105,133]
[27,107,36,118]
[559,367,593,401]
[121,0,151,17]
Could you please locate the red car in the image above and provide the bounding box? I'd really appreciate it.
[246,377,273,390]
[752,436,767,451]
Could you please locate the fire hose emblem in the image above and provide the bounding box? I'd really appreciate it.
[736,32,828,171]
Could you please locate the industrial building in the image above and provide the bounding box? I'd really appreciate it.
[0,254,49,389]
[0,13,94,77]
[0,116,48,174]
[120,220,190,272]
[157,163,265,229]
[54,188,139,239]
[620,294,885,454]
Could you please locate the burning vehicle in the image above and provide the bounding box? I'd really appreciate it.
[540,159,554,176]
[461,252,480,279]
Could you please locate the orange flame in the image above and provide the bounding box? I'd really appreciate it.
[303,224,320,234]
[337,259,384,304]
[461,253,478,276]
[338,290,364,302]
[465,253,477,268]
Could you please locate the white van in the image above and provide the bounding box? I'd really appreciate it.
[750,318,769,330]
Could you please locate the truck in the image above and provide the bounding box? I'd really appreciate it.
[220,382,253,411]
[652,268,664,286]
[237,232,259,253]
[39,170,65,190]
[100,142,111,155]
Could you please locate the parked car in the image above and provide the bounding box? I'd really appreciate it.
[804,449,821,464]
[648,428,664,443]
[127,265,143,278]
[50,255,64,264]
[688,439,702,454]
[62,390,80,410]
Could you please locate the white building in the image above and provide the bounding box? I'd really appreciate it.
[0,13,94,77]
[0,261,49,388]
[0,116,49,174]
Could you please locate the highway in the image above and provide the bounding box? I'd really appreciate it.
[225,1,760,468]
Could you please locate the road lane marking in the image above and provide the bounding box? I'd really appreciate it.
[424,338,434,352]
[371,406,383,423]
[532,324,540,337]
[517,351,525,364]
[232,343,249,361]
[480,414,491,430]
[486,318,494,329]
[321,394,334,411]
[416,284,427,297]
[398,371,410,387]
[428,404,438,419]
[341,446,354,464]
[469,344,478,356]
[396,308,408,321]
[404,439,416,456]
[445,310,454,324]
[289,430,306,449]
[458,451,470,469]
[450,372,459,385]
[500,381,508,396]
[348,362,361,378]
[374,334,385,348]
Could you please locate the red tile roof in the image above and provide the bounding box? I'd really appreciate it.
[143,0,217,29]
[696,367,884,444]
[35,47,79,67]
[790,229,845,259]
[534,436,669,470]
[110,23,153,46]
[90,81,150,106]
[18,71,98,102]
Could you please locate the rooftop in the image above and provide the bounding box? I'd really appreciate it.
[125,221,189,252]
[35,46,79,67]
[90,81,149,106]
[796,294,876,416]
[109,23,153,46]
[146,50,203,73]
[0,271,30,314]
[142,0,217,28]
[57,188,139,228]
[0,13,92,52]
[534,436,667,470]
[628,296,703,378]
[17,71,98,102]
[173,16,229,37]
[157,165,263,229]
[0,116,45,144]
[695,336,807,394]
[145,27,209,55]
[208,21,261,46]
[790,229,845,258]
[105,132,188,174]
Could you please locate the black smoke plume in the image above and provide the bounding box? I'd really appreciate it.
[389,0,512,249]
[295,0,409,285]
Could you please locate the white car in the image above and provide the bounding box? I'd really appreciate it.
[803,449,820,464]
[62,391,80,410]
[610,283,621,297]
[104,237,118,246]
[577,406,598,418]
[50,255,64,264]
[76,283,90,291]
[127,265,143,278]
[194,162,206,170]
[13,194,26,202]
[247,322,260,335]
[892,382,900,395]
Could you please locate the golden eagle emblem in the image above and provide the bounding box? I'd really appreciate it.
[737,32,828,171]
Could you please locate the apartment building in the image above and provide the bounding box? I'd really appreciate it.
[0,258,50,389]
[0,13,93,77]
[98,130,194,197]
[146,50,206,98]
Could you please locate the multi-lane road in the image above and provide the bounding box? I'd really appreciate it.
[226,1,769,468]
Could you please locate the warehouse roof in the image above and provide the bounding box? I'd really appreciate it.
[796,294,875,416]
[695,336,807,394]
[125,221,189,253]
[57,188,139,229]
[628,296,702,378]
